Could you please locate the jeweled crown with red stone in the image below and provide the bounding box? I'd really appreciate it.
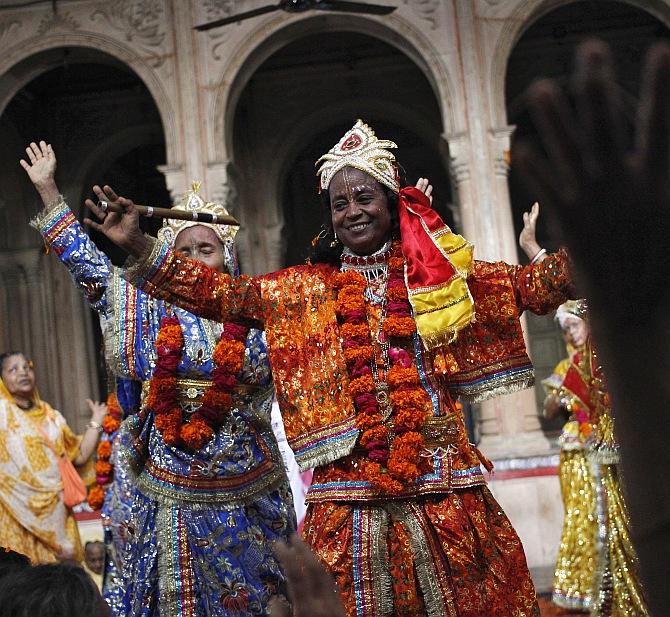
[316,119,400,193]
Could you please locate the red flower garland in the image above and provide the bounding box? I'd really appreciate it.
[334,243,433,494]
[87,391,123,511]
[147,316,249,451]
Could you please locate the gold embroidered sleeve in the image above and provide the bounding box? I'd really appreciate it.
[123,236,265,323]
[508,248,575,315]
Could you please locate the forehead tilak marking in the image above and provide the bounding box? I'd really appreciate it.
[342,167,352,198]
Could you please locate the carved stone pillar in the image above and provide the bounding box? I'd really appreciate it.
[489,125,521,263]
[157,164,187,203]
[445,129,551,459]
[444,133,473,236]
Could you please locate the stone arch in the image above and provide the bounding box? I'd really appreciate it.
[0,37,172,421]
[490,0,670,127]
[0,33,179,166]
[223,25,452,272]
[211,13,463,162]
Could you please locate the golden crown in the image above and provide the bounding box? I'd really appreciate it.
[316,119,399,193]
[157,181,238,248]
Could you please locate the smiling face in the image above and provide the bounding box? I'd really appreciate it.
[329,167,392,256]
[173,225,226,272]
[1,353,35,401]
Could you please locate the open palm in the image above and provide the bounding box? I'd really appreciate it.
[19,141,56,187]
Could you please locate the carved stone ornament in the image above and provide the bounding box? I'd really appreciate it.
[91,0,166,63]
[402,0,441,29]
[37,11,81,36]
[204,2,235,62]
[203,0,236,20]
[0,19,21,48]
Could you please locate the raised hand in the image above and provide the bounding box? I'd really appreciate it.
[414,177,433,205]
[19,141,59,205]
[518,202,544,261]
[84,185,148,257]
[85,399,107,425]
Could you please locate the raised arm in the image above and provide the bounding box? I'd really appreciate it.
[23,142,112,311]
[507,248,574,315]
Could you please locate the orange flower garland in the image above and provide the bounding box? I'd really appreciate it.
[87,391,124,510]
[147,316,249,451]
[335,242,433,494]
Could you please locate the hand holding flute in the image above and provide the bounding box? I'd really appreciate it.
[83,185,152,258]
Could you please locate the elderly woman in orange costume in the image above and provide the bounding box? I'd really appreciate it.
[86,120,574,617]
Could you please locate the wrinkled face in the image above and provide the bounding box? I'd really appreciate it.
[329,167,392,256]
[174,225,226,273]
[84,543,105,575]
[561,316,589,347]
[1,353,35,400]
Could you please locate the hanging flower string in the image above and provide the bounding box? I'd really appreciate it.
[334,242,433,494]
[87,391,123,511]
[146,315,249,451]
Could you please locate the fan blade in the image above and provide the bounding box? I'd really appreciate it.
[312,0,396,15]
[194,4,281,31]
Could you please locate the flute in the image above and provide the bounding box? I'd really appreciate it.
[97,200,240,227]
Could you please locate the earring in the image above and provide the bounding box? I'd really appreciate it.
[311,227,328,247]
[330,231,339,248]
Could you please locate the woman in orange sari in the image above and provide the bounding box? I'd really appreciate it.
[0,351,106,563]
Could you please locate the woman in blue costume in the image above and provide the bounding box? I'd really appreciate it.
[21,141,295,617]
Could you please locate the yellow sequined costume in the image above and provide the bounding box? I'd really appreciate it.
[0,380,83,563]
[544,354,599,611]
[545,342,649,616]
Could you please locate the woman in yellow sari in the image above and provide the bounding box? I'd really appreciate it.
[0,351,106,563]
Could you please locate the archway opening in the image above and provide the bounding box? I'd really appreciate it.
[505,0,670,431]
[1,49,169,255]
[0,47,169,408]
[233,30,452,269]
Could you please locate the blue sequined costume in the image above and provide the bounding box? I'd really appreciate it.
[32,199,295,617]
[102,378,141,616]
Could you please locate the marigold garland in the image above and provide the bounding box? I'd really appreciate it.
[336,242,433,494]
[87,484,105,510]
[147,315,249,451]
[101,414,121,434]
[97,440,112,459]
[87,391,123,510]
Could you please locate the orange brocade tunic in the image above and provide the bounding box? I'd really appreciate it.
[126,239,572,503]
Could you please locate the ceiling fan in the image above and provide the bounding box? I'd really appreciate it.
[194,0,397,32]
